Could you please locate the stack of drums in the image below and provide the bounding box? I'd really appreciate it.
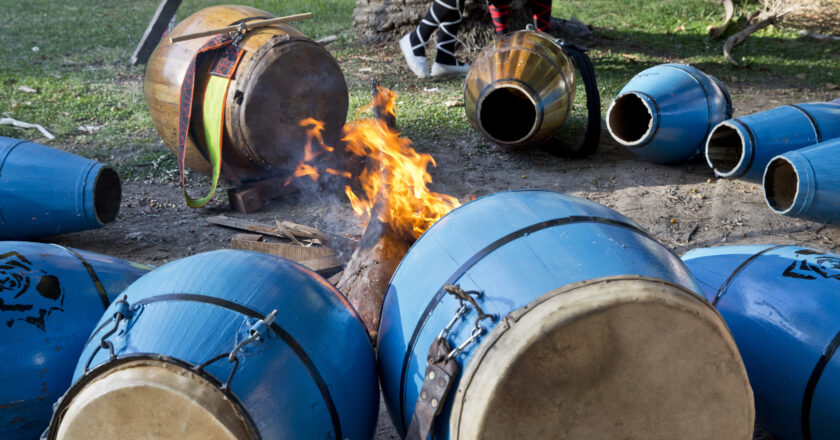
[378,190,756,439]
[0,242,150,440]
[144,5,349,180]
[44,250,378,440]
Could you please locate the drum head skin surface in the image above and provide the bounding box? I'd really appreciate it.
[55,360,251,440]
[449,276,755,440]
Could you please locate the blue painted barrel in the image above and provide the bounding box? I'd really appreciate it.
[606,64,732,163]
[706,102,840,181]
[378,190,754,440]
[45,250,378,440]
[0,136,122,240]
[764,137,840,224]
[683,244,840,440]
[0,242,150,440]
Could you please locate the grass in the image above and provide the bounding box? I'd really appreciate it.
[0,0,837,182]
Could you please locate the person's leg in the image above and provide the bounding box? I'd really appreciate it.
[432,0,466,66]
[400,0,464,77]
[488,0,513,36]
[529,0,552,32]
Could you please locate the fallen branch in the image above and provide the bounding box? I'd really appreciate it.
[708,0,735,39]
[0,116,55,140]
[724,5,794,66]
[724,14,777,66]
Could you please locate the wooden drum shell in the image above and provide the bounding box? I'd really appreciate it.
[144,5,348,180]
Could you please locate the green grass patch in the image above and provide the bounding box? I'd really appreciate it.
[1,0,836,181]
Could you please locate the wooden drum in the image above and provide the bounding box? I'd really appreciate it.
[144,5,349,180]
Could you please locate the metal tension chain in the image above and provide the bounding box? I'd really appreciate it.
[193,309,278,390]
[83,294,131,373]
[406,285,495,440]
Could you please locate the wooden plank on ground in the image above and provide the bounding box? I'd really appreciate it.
[298,255,345,274]
[131,0,183,65]
[231,235,335,261]
[208,215,328,241]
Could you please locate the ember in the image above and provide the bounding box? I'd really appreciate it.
[288,87,461,241]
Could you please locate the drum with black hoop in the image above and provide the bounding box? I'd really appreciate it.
[377,190,756,439]
[44,250,377,440]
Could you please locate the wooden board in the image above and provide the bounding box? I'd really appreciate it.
[297,255,345,274]
[131,0,183,65]
[208,215,328,241]
[230,235,335,262]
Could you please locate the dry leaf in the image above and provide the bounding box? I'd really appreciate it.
[17,85,37,93]
[444,100,463,108]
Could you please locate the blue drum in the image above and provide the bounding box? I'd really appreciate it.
[0,136,122,240]
[606,64,732,163]
[0,242,150,440]
[44,250,378,440]
[683,244,840,440]
[378,190,754,440]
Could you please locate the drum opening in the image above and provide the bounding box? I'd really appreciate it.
[478,85,538,144]
[94,167,121,224]
[607,93,653,146]
[764,157,797,213]
[706,122,744,176]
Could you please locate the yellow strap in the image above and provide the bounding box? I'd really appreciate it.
[185,74,229,208]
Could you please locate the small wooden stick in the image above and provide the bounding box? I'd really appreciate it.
[171,13,313,43]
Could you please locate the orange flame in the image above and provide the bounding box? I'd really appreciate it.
[285,118,333,185]
[287,87,460,240]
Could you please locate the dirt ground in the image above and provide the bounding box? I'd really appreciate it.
[45,78,837,439]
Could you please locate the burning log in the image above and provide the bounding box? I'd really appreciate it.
[335,218,412,339]
[327,84,458,339]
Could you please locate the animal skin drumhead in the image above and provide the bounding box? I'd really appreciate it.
[54,360,252,440]
[448,276,755,440]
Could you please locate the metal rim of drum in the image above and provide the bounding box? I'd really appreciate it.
[49,357,258,440]
[448,275,755,440]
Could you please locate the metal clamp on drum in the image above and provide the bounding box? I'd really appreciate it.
[406,285,494,440]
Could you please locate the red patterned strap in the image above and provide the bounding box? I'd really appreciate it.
[176,35,244,208]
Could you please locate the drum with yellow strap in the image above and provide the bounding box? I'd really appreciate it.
[144,5,348,206]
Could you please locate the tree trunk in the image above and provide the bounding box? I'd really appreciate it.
[353,0,596,56]
[352,0,533,53]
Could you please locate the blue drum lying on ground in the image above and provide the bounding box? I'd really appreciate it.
[705,102,840,181]
[44,250,378,440]
[683,244,840,440]
[378,190,754,440]
[0,136,122,240]
[606,64,732,163]
[764,137,840,224]
[0,242,150,440]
